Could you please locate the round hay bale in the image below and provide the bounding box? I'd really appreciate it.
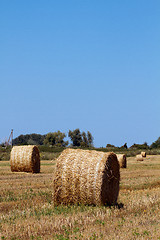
[117,154,127,168]
[136,154,143,161]
[10,145,40,173]
[53,148,120,206]
[141,151,146,157]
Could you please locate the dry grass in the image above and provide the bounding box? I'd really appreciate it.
[0,155,160,239]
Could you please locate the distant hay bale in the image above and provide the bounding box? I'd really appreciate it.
[136,154,144,161]
[10,145,40,173]
[53,148,120,206]
[141,151,146,157]
[117,154,127,168]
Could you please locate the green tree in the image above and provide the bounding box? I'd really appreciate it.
[130,142,149,149]
[13,134,46,145]
[106,144,115,148]
[81,132,89,147]
[43,131,68,147]
[68,129,82,147]
[150,137,160,149]
[87,131,93,147]
[120,143,128,149]
[68,129,94,147]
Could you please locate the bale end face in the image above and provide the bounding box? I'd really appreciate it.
[101,152,120,205]
[31,146,40,173]
[117,154,127,168]
[141,152,146,158]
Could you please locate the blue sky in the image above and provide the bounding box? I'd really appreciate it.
[0,0,160,147]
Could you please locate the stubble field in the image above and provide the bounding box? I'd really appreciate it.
[0,154,160,240]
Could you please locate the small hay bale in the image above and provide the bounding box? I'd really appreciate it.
[136,154,144,161]
[53,148,120,206]
[10,145,40,173]
[117,154,127,168]
[141,151,146,157]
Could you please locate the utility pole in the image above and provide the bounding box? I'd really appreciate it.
[5,129,13,147]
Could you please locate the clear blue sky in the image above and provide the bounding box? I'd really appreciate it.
[0,0,160,147]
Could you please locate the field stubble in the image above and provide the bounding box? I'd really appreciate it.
[0,155,160,239]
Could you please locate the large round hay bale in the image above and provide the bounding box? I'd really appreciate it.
[10,145,40,173]
[117,154,127,168]
[136,154,143,161]
[53,148,120,206]
[141,151,146,157]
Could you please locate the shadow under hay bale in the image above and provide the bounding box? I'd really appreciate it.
[136,154,144,161]
[141,151,146,157]
[53,148,120,206]
[117,154,127,168]
[10,145,40,173]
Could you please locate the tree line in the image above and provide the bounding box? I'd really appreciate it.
[12,129,94,148]
[6,131,160,149]
[106,138,160,150]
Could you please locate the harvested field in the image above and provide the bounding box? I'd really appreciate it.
[0,155,160,239]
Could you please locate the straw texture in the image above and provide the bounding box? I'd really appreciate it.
[53,148,120,206]
[141,151,146,157]
[136,154,143,161]
[10,145,40,173]
[117,154,127,168]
